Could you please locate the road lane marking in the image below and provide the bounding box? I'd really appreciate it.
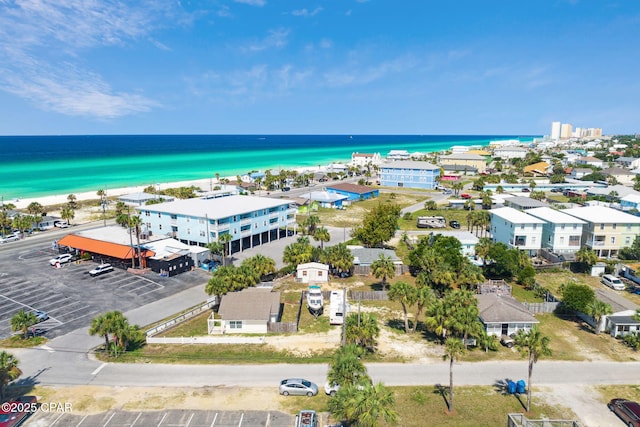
[49,412,65,426]
[91,363,107,376]
[210,413,218,426]
[238,413,244,427]
[76,415,88,426]
[185,413,194,427]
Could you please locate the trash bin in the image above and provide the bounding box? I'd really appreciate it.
[507,380,516,394]
[516,380,526,394]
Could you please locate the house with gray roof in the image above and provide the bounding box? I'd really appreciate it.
[119,192,175,206]
[212,287,281,334]
[477,294,539,337]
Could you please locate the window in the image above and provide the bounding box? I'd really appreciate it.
[600,224,605,230]
[560,224,565,230]
[158,212,161,218]
[199,230,205,237]
[318,271,323,277]
[303,271,308,277]
[533,224,537,230]
[569,235,580,246]
[159,224,163,230]
[229,321,242,329]
[611,236,616,244]
[573,224,577,230]
[187,228,191,235]
[613,224,617,230]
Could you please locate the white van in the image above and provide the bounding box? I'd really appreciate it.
[602,274,625,291]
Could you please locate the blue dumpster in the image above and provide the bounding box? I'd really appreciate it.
[507,380,516,394]
[516,380,526,394]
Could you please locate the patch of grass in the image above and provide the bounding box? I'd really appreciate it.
[597,384,640,403]
[160,311,211,337]
[535,270,602,296]
[0,335,47,348]
[104,343,335,365]
[510,282,544,303]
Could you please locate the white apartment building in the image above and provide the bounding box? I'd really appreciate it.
[562,206,640,258]
[551,122,561,140]
[490,207,544,256]
[526,207,585,254]
[493,146,529,159]
[351,152,382,168]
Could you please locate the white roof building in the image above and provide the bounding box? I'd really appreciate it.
[490,207,544,255]
[527,207,586,254]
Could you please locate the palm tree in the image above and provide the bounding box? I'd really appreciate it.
[514,325,552,412]
[412,281,435,333]
[0,351,21,401]
[241,254,276,280]
[424,200,437,210]
[89,311,119,351]
[387,281,417,333]
[313,226,331,249]
[303,214,321,236]
[345,312,380,352]
[329,382,398,427]
[218,233,232,266]
[451,181,464,197]
[10,309,37,339]
[475,237,492,267]
[443,337,465,413]
[327,344,369,393]
[575,246,598,271]
[370,254,395,291]
[60,205,75,225]
[26,201,44,216]
[425,298,448,342]
[128,215,143,269]
[586,300,613,334]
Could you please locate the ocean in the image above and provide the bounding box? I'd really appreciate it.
[0,134,537,200]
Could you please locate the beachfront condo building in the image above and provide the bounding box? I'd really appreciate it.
[526,207,586,254]
[490,207,544,256]
[562,206,640,258]
[136,195,297,254]
[379,160,440,190]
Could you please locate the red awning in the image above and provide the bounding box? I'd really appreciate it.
[57,234,154,260]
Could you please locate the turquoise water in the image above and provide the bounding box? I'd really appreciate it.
[0,134,535,199]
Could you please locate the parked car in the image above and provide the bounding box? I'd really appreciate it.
[500,334,515,348]
[522,188,531,193]
[442,189,452,195]
[0,395,37,427]
[602,274,625,291]
[324,382,340,396]
[89,263,114,277]
[449,220,461,229]
[608,398,640,427]
[33,310,48,322]
[550,188,563,193]
[49,253,73,266]
[279,378,318,396]
[460,193,472,199]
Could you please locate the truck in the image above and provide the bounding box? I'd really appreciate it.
[329,289,348,325]
[416,216,446,228]
[295,410,318,427]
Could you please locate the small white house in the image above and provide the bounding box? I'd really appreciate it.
[490,207,544,256]
[477,294,539,337]
[296,262,329,284]
[212,287,281,334]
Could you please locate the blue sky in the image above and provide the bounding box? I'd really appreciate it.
[0,1,638,136]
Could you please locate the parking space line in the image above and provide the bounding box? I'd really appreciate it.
[185,413,194,427]
[238,413,244,427]
[265,412,270,427]
[210,413,218,427]
[130,412,142,426]
[157,412,167,426]
[76,415,88,426]
[103,412,116,426]
[49,411,66,426]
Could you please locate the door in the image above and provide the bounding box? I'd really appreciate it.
[501,323,509,336]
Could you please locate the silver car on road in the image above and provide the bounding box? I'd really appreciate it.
[279,378,318,396]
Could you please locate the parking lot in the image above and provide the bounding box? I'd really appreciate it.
[0,244,208,339]
[27,409,293,427]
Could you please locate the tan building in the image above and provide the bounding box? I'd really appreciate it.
[439,153,487,174]
[563,206,640,257]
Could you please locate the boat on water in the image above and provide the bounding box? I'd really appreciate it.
[307,285,324,318]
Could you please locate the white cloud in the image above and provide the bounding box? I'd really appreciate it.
[245,28,290,52]
[292,8,323,17]
[234,0,266,6]
[0,0,171,118]
[323,55,418,87]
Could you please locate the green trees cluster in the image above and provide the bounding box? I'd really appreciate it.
[351,203,401,248]
[327,345,398,426]
[619,235,640,260]
[282,237,354,277]
[345,312,380,352]
[0,351,21,401]
[205,254,276,301]
[561,282,613,334]
[88,311,144,357]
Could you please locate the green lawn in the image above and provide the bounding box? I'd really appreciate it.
[281,386,576,427]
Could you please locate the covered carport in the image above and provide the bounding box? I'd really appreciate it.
[57,234,154,270]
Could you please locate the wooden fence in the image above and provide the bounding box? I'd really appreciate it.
[349,290,388,301]
[521,301,560,314]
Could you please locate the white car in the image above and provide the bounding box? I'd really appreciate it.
[33,310,49,322]
[89,263,114,277]
[49,253,73,266]
[0,233,20,243]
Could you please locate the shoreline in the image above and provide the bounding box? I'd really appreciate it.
[9,166,324,211]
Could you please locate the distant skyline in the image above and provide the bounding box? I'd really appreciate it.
[0,1,638,136]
